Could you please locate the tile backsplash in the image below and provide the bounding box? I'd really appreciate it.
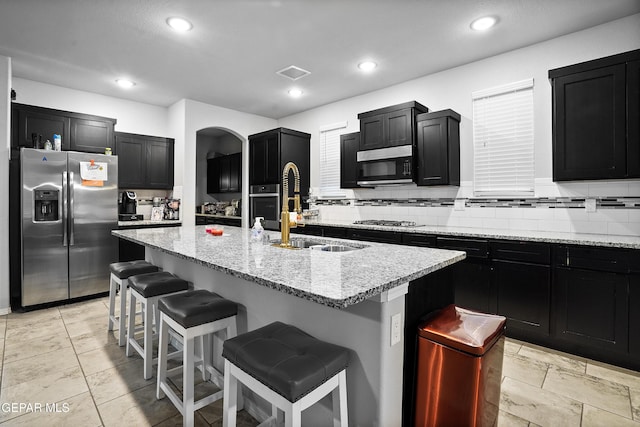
[313,178,640,237]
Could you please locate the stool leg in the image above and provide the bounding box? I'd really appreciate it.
[143,298,153,380]
[222,360,238,427]
[157,313,169,400]
[286,405,301,427]
[118,278,128,346]
[107,273,117,332]
[184,336,195,427]
[333,370,348,427]
[126,290,136,357]
[202,334,211,382]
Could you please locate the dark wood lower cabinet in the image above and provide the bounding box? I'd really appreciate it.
[630,274,640,357]
[451,261,493,314]
[554,267,628,354]
[494,260,550,337]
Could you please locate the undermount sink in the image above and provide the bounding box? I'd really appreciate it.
[273,238,365,252]
[309,244,358,252]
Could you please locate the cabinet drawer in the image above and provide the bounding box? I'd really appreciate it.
[629,250,640,273]
[553,245,629,273]
[492,241,550,265]
[436,237,489,259]
[346,228,402,244]
[401,233,437,248]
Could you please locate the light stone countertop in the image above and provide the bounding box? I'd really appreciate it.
[303,220,640,249]
[112,225,465,309]
[117,219,182,228]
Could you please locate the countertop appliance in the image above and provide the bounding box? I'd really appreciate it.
[356,145,413,186]
[119,191,143,221]
[249,184,280,230]
[14,148,118,307]
[120,191,137,214]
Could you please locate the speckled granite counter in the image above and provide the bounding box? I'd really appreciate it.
[112,225,464,309]
[117,219,181,228]
[302,220,640,249]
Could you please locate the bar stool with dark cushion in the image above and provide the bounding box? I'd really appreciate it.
[222,321,350,427]
[126,271,190,379]
[108,260,159,346]
[156,289,239,427]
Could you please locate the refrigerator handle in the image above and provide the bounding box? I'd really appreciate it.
[63,171,68,247]
[69,171,75,246]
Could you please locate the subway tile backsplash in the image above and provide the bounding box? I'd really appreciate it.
[313,196,640,237]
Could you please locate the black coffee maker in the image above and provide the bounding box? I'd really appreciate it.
[119,191,142,220]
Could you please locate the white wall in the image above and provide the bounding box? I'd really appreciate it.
[278,14,640,236]
[11,78,169,136]
[179,99,277,227]
[0,56,11,314]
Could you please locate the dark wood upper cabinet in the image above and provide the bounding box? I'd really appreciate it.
[11,103,115,153]
[207,152,241,194]
[357,101,428,151]
[549,49,640,181]
[248,128,310,208]
[116,132,174,189]
[70,117,116,154]
[340,132,360,188]
[415,109,460,186]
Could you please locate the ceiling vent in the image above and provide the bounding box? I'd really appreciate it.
[276,65,311,81]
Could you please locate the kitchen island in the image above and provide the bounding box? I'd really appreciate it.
[112,225,465,426]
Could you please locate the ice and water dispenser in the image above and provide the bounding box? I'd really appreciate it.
[34,189,59,222]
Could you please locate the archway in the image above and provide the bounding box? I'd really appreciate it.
[195,127,244,224]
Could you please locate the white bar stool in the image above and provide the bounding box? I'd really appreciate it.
[126,271,190,379]
[108,260,159,346]
[156,289,239,427]
[222,321,350,427]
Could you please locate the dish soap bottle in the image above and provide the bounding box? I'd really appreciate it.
[251,217,264,243]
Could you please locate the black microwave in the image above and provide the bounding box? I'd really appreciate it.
[356,145,413,186]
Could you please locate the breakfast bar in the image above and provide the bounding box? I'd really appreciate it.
[112,225,465,426]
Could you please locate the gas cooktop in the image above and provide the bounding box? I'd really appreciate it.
[353,219,419,227]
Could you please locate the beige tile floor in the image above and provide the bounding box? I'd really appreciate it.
[0,296,638,426]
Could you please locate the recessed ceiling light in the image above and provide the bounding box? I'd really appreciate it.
[166,17,193,32]
[470,16,497,31]
[358,61,377,72]
[288,88,303,98]
[116,79,135,89]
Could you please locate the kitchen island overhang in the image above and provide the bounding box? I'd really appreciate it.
[112,225,465,426]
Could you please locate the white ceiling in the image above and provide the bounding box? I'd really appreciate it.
[2,0,639,119]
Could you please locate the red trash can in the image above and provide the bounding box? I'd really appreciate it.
[414,305,506,427]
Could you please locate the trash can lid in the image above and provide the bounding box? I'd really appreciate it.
[417,305,506,356]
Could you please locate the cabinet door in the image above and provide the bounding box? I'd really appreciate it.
[250,133,280,184]
[630,274,639,356]
[386,108,412,147]
[451,260,493,314]
[415,117,448,185]
[229,152,242,192]
[207,157,221,194]
[145,138,174,189]
[553,64,627,180]
[116,135,146,188]
[14,107,70,149]
[494,260,550,336]
[628,60,640,177]
[219,156,231,192]
[70,118,115,154]
[359,115,385,150]
[554,267,628,353]
[340,132,360,188]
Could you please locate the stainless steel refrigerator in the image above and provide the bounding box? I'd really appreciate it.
[20,148,118,307]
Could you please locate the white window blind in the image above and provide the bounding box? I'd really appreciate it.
[472,78,535,196]
[319,121,348,197]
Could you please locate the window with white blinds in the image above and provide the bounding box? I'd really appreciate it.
[319,121,348,197]
[472,78,535,196]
